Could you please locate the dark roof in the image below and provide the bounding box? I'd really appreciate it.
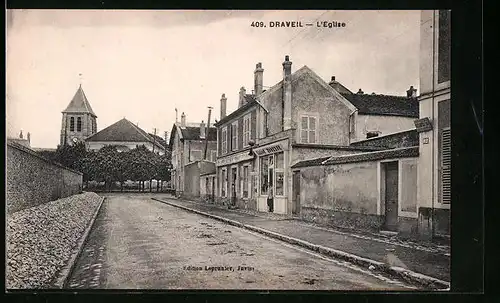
[214,97,258,126]
[291,156,331,168]
[341,93,419,118]
[148,133,168,148]
[291,147,419,168]
[63,85,97,117]
[180,126,217,141]
[349,129,419,149]
[292,143,384,152]
[86,118,154,143]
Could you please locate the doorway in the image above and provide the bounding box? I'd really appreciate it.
[383,161,399,231]
[211,177,215,202]
[292,171,300,215]
[231,167,237,207]
[269,153,276,212]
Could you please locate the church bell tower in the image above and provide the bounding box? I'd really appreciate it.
[60,85,98,146]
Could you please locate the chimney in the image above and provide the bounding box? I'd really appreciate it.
[239,87,246,108]
[357,89,364,94]
[181,112,186,127]
[27,132,31,143]
[220,94,227,119]
[328,76,341,92]
[407,86,417,98]
[282,55,293,130]
[200,120,206,139]
[254,62,264,96]
[19,130,23,139]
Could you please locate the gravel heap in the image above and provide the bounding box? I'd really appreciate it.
[6,192,102,289]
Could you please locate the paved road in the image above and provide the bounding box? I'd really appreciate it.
[67,194,416,290]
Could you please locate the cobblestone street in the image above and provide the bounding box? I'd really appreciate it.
[67,194,416,290]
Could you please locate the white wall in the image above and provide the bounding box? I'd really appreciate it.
[86,141,165,155]
[353,114,416,142]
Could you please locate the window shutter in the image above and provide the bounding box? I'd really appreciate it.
[441,128,451,204]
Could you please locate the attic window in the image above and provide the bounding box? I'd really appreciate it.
[366,132,380,139]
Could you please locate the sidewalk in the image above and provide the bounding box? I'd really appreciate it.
[153,197,450,288]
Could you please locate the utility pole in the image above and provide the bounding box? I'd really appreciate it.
[164,131,168,155]
[151,128,157,192]
[203,106,213,160]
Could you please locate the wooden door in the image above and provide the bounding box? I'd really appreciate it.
[384,162,399,231]
[292,171,301,215]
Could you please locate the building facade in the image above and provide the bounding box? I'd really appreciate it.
[214,56,419,215]
[169,113,218,197]
[85,118,166,155]
[60,85,98,146]
[415,10,451,239]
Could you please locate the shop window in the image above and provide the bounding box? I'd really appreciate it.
[260,156,269,195]
[221,168,227,197]
[276,152,284,169]
[275,172,284,196]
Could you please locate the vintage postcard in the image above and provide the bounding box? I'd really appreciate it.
[6,9,451,291]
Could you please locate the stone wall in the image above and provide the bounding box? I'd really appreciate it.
[350,129,419,149]
[6,142,83,214]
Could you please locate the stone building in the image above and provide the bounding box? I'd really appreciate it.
[169,112,218,197]
[60,85,98,146]
[414,9,451,239]
[213,56,419,215]
[85,118,166,155]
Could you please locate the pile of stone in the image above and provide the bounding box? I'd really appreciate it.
[6,192,102,289]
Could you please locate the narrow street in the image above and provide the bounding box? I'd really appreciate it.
[67,194,416,290]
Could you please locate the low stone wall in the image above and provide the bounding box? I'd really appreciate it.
[6,192,102,289]
[300,207,384,232]
[7,142,83,214]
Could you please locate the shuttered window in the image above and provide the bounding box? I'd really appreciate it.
[441,128,451,204]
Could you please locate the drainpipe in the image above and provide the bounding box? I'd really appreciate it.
[430,10,436,240]
[255,97,269,137]
[348,109,358,145]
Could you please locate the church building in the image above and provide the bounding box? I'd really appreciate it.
[60,85,165,155]
[60,85,98,146]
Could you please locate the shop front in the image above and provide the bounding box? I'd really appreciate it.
[254,139,290,214]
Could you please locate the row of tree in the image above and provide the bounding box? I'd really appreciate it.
[40,142,172,192]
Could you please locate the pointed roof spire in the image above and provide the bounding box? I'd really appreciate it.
[62,85,97,117]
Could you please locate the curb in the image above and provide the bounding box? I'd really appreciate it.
[152,197,450,290]
[53,196,106,289]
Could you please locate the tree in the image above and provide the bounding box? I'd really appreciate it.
[54,142,87,170]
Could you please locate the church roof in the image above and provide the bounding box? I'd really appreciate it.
[62,85,97,117]
[86,118,156,144]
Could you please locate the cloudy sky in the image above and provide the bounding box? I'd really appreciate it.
[6,10,421,148]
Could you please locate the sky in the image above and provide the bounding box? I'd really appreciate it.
[6,10,421,149]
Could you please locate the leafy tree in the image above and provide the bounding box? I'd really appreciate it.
[54,142,87,170]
